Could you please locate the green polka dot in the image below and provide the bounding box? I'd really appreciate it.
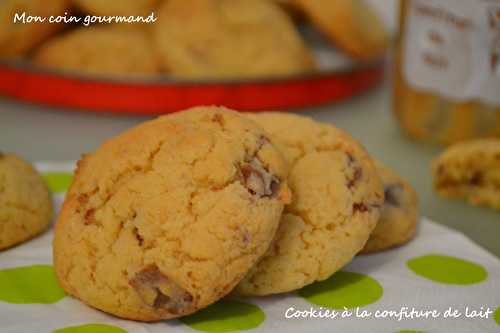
[53,324,126,333]
[407,254,487,285]
[298,271,383,309]
[180,300,265,333]
[494,308,500,326]
[0,265,65,304]
[42,172,73,193]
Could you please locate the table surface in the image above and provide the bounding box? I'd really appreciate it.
[1,81,499,258]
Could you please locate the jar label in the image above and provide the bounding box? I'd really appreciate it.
[403,0,500,106]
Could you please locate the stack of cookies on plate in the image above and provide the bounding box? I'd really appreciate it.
[52,106,419,321]
[0,0,388,79]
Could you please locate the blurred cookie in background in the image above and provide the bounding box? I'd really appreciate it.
[0,0,69,58]
[33,25,161,77]
[433,139,500,211]
[293,0,389,61]
[361,161,419,254]
[72,0,160,17]
[153,0,315,79]
[0,152,53,250]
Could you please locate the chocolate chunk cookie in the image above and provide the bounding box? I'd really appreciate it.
[235,113,383,296]
[53,106,291,321]
[153,0,315,79]
[433,139,500,210]
[0,153,53,250]
[360,161,419,254]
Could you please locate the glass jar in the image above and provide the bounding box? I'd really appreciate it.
[394,0,500,144]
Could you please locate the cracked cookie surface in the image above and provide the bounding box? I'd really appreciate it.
[153,0,315,79]
[0,153,53,250]
[360,161,419,254]
[432,139,500,210]
[53,106,290,321]
[235,113,383,296]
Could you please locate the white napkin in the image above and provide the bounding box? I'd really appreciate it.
[0,162,498,333]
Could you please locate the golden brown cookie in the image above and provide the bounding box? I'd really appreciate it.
[73,0,159,16]
[294,0,389,61]
[53,106,291,321]
[153,0,315,79]
[432,139,500,210]
[0,0,69,58]
[235,113,383,296]
[0,153,53,250]
[361,161,419,254]
[33,26,161,77]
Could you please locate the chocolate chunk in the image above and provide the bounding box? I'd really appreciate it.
[353,202,369,213]
[153,289,171,308]
[346,152,355,164]
[77,193,89,206]
[258,135,270,149]
[130,265,194,315]
[211,113,225,126]
[83,208,96,225]
[469,172,483,186]
[133,227,144,246]
[345,153,362,189]
[384,184,402,206]
[240,158,280,198]
[347,167,362,189]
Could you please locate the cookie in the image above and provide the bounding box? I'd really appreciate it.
[73,0,158,16]
[235,113,383,296]
[0,0,68,58]
[0,153,53,250]
[33,26,161,77]
[432,139,500,210]
[53,106,291,321]
[360,161,419,254]
[294,0,389,61]
[153,0,315,79]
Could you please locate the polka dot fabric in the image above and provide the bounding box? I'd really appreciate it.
[0,162,499,333]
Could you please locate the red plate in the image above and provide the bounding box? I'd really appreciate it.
[0,60,384,115]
